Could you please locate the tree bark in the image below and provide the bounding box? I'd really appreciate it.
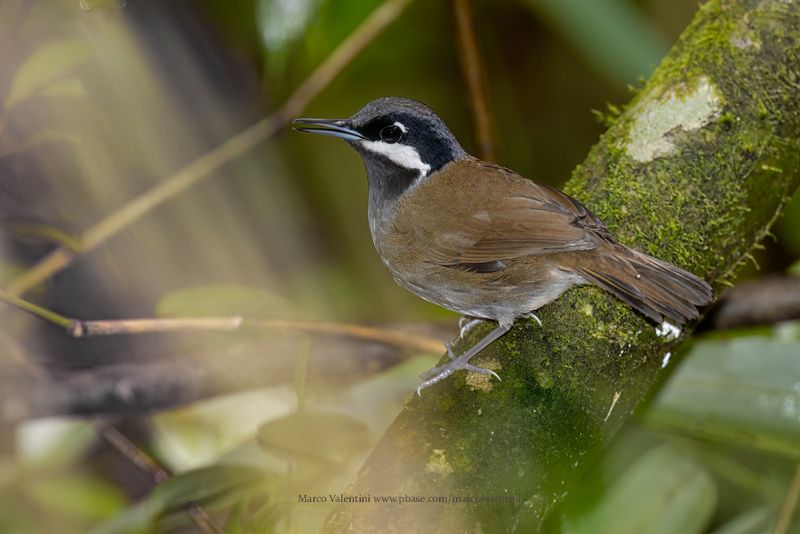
[323,0,800,532]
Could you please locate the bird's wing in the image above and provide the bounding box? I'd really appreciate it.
[402,160,611,269]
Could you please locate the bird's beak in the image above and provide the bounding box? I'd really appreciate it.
[291,118,366,142]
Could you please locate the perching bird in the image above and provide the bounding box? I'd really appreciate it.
[293,97,712,393]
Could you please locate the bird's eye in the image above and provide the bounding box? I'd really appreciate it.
[379,124,403,143]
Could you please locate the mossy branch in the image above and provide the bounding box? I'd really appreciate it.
[323,0,800,532]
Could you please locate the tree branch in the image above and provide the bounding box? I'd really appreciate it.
[0,303,449,422]
[323,0,800,532]
[0,289,445,420]
[0,324,445,422]
[0,289,443,354]
[453,0,496,161]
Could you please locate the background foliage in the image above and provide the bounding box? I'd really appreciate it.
[0,0,798,532]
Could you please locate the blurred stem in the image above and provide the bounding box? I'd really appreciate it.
[93,419,224,534]
[92,419,169,481]
[0,288,73,328]
[294,336,313,411]
[452,0,496,161]
[2,0,413,298]
[0,290,443,353]
[7,223,83,251]
[774,463,800,534]
[323,0,800,532]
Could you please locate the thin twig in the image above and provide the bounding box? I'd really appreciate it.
[0,288,73,328]
[93,419,224,534]
[3,0,413,298]
[0,289,444,353]
[73,317,443,354]
[93,418,171,482]
[774,462,800,534]
[452,0,496,161]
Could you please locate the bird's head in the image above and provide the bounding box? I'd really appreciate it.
[293,97,468,201]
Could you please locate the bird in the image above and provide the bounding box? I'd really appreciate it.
[292,97,712,394]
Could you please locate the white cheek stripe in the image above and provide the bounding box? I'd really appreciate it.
[360,140,431,177]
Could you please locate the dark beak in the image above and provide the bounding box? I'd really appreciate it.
[291,118,366,142]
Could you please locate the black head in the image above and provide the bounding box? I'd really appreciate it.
[293,97,468,204]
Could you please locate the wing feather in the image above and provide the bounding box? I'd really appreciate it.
[408,160,606,269]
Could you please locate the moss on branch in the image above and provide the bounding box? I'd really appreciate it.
[324,1,800,532]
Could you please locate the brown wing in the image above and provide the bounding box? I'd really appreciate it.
[396,159,611,269]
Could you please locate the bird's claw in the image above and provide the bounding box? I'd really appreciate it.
[445,341,457,360]
[462,363,501,382]
[524,312,543,327]
[458,317,485,339]
[416,367,455,396]
[416,343,501,395]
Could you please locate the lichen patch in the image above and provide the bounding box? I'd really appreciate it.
[730,33,760,49]
[426,448,454,476]
[465,359,501,392]
[655,321,682,340]
[627,77,722,162]
[730,13,762,50]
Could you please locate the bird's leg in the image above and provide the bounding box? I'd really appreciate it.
[458,316,486,338]
[417,322,512,395]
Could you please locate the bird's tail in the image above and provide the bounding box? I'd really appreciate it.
[571,244,712,324]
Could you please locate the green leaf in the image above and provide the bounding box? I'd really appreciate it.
[559,445,717,534]
[147,465,265,511]
[0,496,40,534]
[257,0,321,53]
[645,335,800,457]
[257,411,370,464]
[223,499,280,534]
[25,473,126,523]
[521,0,669,85]
[38,77,88,100]
[17,419,95,469]
[257,0,323,78]
[710,507,775,534]
[156,284,302,319]
[91,465,267,534]
[6,39,93,107]
[152,389,299,470]
[259,0,382,85]
[789,258,800,277]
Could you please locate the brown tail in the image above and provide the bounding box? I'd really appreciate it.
[571,244,712,324]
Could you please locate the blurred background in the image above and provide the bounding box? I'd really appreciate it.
[0,0,799,532]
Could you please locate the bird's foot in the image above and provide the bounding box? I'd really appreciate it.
[458,316,485,338]
[416,341,500,396]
